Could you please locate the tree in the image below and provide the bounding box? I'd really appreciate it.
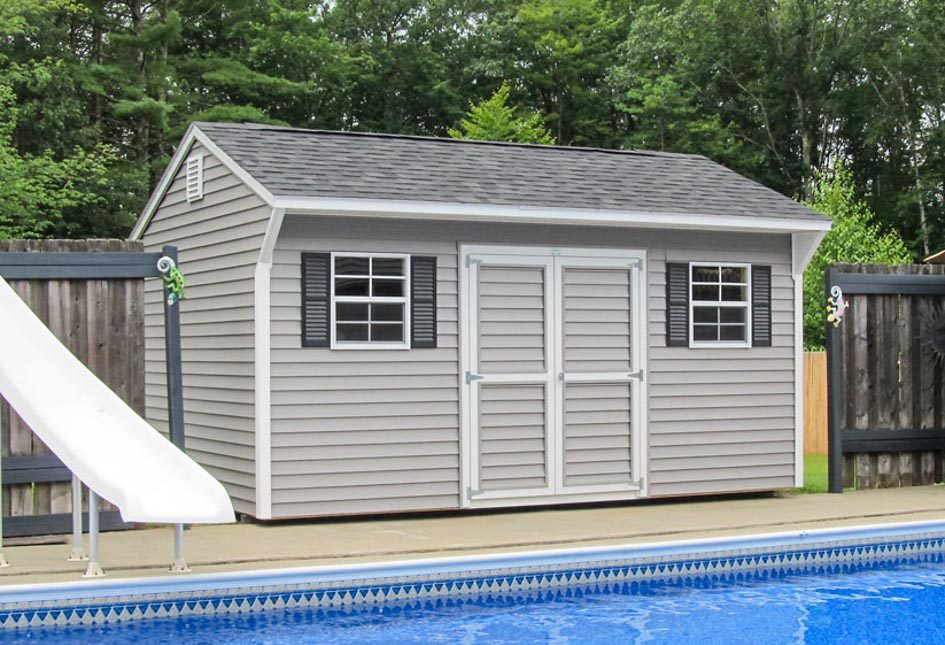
[448,83,554,144]
[803,165,913,349]
[0,85,114,239]
[0,2,116,239]
[473,0,621,146]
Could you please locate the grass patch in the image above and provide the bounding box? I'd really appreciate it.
[797,453,828,494]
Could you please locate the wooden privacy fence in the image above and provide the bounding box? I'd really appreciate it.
[826,263,945,492]
[804,352,827,454]
[0,239,143,536]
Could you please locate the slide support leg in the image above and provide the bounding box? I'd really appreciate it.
[0,449,8,568]
[170,523,190,572]
[67,476,88,562]
[83,490,104,578]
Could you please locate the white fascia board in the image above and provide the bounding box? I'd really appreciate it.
[130,124,276,240]
[273,196,833,234]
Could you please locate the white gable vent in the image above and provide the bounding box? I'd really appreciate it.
[185,154,204,203]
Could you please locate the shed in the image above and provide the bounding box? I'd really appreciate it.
[132,122,830,520]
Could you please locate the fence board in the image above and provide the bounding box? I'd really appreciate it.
[0,239,145,534]
[803,352,827,454]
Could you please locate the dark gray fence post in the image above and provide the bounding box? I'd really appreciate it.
[826,267,844,493]
[161,245,185,451]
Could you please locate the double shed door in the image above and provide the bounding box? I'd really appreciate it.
[462,246,647,507]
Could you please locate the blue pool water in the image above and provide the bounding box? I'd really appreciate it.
[14,562,945,644]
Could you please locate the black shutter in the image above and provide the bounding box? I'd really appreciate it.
[751,265,772,347]
[411,255,437,348]
[666,262,689,347]
[301,253,330,347]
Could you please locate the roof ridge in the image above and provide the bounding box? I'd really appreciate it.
[192,121,707,161]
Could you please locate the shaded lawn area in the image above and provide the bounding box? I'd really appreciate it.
[798,453,828,494]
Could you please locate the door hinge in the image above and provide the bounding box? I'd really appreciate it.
[466,255,483,268]
[628,369,644,380]
[465,370,484,384]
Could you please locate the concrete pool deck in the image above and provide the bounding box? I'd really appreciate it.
[1,486,944,585]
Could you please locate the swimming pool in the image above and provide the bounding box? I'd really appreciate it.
[4,520,945,643]
[14,561,945,644]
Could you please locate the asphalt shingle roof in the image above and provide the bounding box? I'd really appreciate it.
[195,122,825,222]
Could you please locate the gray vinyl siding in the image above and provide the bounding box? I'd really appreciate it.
[142,142,270,515]
[270,223,461,516]
[268,215,796,519]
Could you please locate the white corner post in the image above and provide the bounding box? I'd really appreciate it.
[253,207,284,521]
[792,230,828,488]
[67,475,88,562]
[82,489,104,578]
[0,447,9,568]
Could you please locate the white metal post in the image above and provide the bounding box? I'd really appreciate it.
[82,490,104,578]
[0,448,9,568]
[170,523,190,572]
[67,476,88,561]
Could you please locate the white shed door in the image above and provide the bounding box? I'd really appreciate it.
[463,247,646,506]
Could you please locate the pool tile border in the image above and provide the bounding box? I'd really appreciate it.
[4,521,945,630]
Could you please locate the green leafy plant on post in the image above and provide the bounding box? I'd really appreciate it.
[448,83,555,145]
[803,165,913,350]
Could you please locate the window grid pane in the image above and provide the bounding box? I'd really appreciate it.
[690,263,750,345]
[333,255,408,346]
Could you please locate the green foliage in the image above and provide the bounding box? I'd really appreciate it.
[0,85,114,238]
[448,83,554,144]
[802,165,913,349]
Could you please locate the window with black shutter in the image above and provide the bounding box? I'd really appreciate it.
[670,262,772,348]
[301,252,438,349]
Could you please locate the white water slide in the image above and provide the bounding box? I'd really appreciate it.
[0,275,234,525]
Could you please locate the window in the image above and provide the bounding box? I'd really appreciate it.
[689,263,751,346]
[331,253,410,348]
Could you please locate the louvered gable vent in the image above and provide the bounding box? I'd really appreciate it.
[185,155,204,203]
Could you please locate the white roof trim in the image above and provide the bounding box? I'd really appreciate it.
[272,196,832,234]
[130,124,275,240]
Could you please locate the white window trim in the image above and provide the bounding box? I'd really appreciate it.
[688,261,752,349]
[330,252,411,350]
[185,154,204,203]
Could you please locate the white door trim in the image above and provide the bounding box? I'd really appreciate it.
[459,244,648,509]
